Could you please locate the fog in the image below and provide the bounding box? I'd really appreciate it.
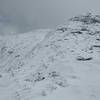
[0,0,100,34]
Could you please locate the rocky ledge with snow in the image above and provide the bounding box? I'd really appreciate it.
[0,13,100,100]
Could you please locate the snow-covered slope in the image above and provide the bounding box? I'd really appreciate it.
[0,13,100,100]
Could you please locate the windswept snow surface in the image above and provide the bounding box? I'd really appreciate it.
[0,13,100,100]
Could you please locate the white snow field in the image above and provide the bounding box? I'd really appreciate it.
[0,13,100,100]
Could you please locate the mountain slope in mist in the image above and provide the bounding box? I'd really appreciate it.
[0,13,100,100]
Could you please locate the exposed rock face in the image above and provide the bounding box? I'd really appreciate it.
[0,13,100,100]
[70,13,100,24]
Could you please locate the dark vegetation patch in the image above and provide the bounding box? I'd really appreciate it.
[57,27,67,32]
[76,56,93,61]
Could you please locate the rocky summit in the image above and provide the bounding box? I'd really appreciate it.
[0,13,100,100]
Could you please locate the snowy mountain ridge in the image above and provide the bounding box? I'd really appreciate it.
[0,13,100,100]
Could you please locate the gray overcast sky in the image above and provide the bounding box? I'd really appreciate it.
[0,0,100,33]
